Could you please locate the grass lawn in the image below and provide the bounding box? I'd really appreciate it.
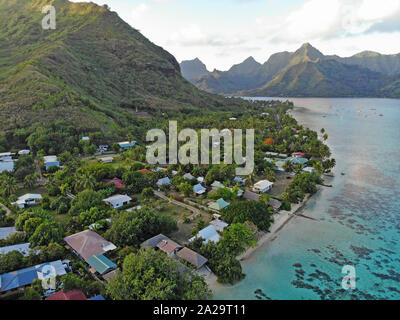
[15,186,47,197]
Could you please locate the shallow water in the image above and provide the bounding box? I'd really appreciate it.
[214,98,400,300]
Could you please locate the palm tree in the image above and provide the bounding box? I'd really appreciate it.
[24,174,36,189]
[74,171,96,192]
[1,175,18,197]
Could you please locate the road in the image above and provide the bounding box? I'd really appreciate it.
[154,191,202,219]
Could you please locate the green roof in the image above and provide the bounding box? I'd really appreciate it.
[86,254,117,275]
[209,198,230,211]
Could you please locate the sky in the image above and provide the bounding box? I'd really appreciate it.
[71,0,400,71]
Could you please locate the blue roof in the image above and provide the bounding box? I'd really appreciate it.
[45,161,60,170]
[90,295,105,300]
[198,225,220,243]
[0,260,66,292]
[119,141,136,148]
[233,177,245,183]
[193,184,206,194]
[291,157,308,165]
[157,177,171,186]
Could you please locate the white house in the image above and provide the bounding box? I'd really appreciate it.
[103,194,132,209]
[183,173,195,180]
[12,194,42,209]
[253,180,274,193]
[18,150,30,156]
[100,157,113,163]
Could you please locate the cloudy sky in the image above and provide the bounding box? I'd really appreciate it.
[72,0,400,71]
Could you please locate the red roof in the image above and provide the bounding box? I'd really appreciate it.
[138,169,153,174]
[292,152,305,157]
[104,177,124,189]
[264,138,274,145]
[46,290,87,300]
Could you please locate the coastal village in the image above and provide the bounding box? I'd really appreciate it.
[0,104,335,300]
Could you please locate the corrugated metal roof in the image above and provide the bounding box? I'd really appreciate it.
[86,254,117,275]
[0,243,32,256]
[0,227,17,240]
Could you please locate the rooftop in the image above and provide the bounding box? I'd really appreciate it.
[176,247,208,269]
[46,290,87,300]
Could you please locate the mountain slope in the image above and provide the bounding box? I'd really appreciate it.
[191,43,400,97]
[180,58,210,83]
[245,59,393,97]
[0,0,245,136]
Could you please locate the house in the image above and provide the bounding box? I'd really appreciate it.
[46,290,87,300]
[140,234,171,249]
[0,243,32,257]
[18,150,30,156]
[189,225,221,244]
[43,155,60,170]
[81,136,90,141]
[193,184,206,195]
[100,157,113,163]
[278,154,288,159]
[233,176,246,186]
[138,169,154,174]
[171,170,178,176]
[0,260,67,293]
[156,239,182,257]
[0,227,17,240]
[103,194,132,209]
[211,181,224,189]
[197,176,204,183]
[157,177,171,187]
[290,157,308,166]
[210,220,229,232]
[253,180,274,193]
[265,152,279,158]
[0,160,14,173]
[269,198,282,211]
[176,247,208,269]
[208,198,230,211]
[243,190,260,202]
[104,177,124,189]
[229,117,237,121]
[274,160,287,172]
[0,152,15,161]
[118,141,136,149]
[292,152,306,158]
[86,254,117,275]
[183,173,195,180]
[64,230,116,261]
[303,167,315,173]
[12,194,42,209]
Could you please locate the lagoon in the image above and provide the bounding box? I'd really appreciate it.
[213,98,400,300]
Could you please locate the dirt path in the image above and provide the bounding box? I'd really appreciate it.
[154,191,202,218]
[0,202,12,216]
[34,160,45,185]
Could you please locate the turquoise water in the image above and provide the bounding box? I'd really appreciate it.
[214,98,400,300]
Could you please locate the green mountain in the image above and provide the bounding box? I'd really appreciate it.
[0,0,246,138]
[180,58,210,83]
[189,43,400,97]
[245,59,393,97]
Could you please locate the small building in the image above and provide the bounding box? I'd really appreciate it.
[81,136,90,141]
[46,290,87,301]
[0,152,15,161]
[265,152,279,158]
[104,177,124,189]
[253,180,274,193]
[0,160,14,173]
[156,239,182,257]
[43,155,60,170]
[208,198,230,211]
[303,167,315,173]
[0,243,32,257]
[183,173,195,180]
[140,234,171,249]
[0,260,67,293]
[189,225,221,244]
[18,150,30,156]
[171,170,178,176]
[211,181,224,189]
[269,198,282,211]
[210,220,229,233]
[12,194,42,209]
[118,141,136,149]
[176,247,208,270]
[229,117,237,121]
[103,194,132,209]
[233,176,246,186]
[193,184,206,195]
[0,227,17,240]
[64,230,116,261]
[290,157,308,166]
[156,177,171,187]
[197,176,205,183]
[292,152,306,158]
[100,157,113,163]
[243,190,260,202]
[86,254,117,275]
[90,295,105,300]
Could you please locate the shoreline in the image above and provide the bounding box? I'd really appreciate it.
[208,188,320,291]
